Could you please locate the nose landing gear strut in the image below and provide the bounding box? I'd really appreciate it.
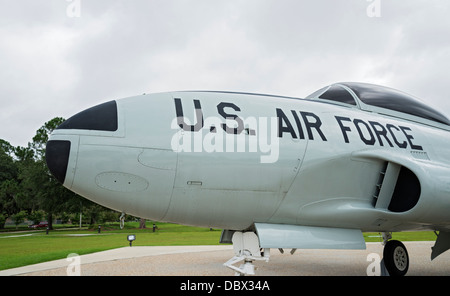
[223,232,270,276]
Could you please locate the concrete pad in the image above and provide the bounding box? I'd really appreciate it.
[2,242,450,276]
[0,245,233,276]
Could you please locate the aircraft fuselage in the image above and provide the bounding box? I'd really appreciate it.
[47,90,450,233]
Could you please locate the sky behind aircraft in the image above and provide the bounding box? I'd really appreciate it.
[2,0,450,147]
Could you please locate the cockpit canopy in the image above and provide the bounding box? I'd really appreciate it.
[306,82,450,127]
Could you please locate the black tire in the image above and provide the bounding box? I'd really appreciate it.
[383,240,409,276]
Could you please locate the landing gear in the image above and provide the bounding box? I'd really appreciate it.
[223,229,411,276]
[223,231,270,276]
[383,240,409,276]
[381,233,409,276]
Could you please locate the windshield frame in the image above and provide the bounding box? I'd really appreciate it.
[306,82,450,129]
[341,82,450,126]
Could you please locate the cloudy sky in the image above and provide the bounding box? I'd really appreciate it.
[1,0,450,148]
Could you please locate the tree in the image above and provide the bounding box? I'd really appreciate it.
[0,139,14,158]
[139,218,146,229]
[0,180,19,229]
[0,214,6,228]
[31,117,65,159]
[0,139,17,182]
[15,117,81,230]
[28,210,45,224]
[0,140,19,229]
[11,210,26,229]
[1,117,121,230]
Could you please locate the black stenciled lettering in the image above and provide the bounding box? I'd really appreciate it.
[334,114,423,150]
[174,98,204,132]
[399,126,423,151]
[386,124,408,149]
[300,112,327,141]
[354,119,376,145]
[292,111,305,139]
[335,116,352,143]
[217,102,244,134]
[276,108,297,138]
[369,121,394,147]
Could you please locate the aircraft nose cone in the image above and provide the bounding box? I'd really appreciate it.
[46,140,71,184]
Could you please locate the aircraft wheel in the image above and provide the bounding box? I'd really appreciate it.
[383,240,409,276]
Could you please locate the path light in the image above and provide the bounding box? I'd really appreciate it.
[127,234,136,247]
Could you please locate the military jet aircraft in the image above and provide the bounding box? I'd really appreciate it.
[46,82,450,276]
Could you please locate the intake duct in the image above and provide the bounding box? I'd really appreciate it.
[374,162,421,213]
[46,140,71,184]
[388,166,421,212]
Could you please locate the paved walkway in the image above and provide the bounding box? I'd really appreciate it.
[1,242,450,276]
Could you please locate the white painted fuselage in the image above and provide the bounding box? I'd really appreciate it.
[48,88,450,233]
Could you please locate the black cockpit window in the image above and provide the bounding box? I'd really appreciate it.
[318,85,357,106]
[342,82,450,125]
[56,101,118,131]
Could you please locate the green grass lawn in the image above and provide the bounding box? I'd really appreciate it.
[0,221,437,271]
[363,231,437,242]
[0,222,223,271]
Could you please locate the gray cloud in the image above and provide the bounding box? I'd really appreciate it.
[1,0,450,147]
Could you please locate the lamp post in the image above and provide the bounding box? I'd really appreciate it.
[127,234,136,247]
